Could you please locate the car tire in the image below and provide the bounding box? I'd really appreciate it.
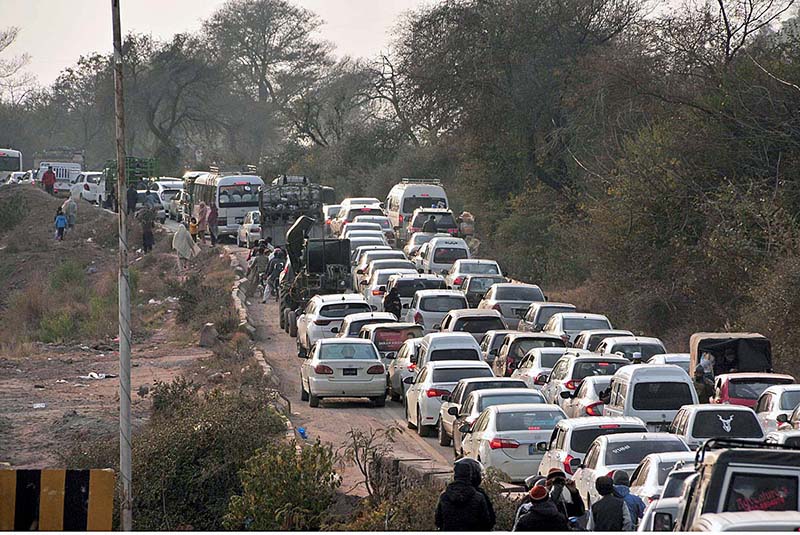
[283,309,290,333]
[288,311,297,337]
[309,393,320,408]
[389,389,401,402]
[300,377,309,401]
[438,421,451,446]
[279,308,286,330]
[406,403,416,430]
[417,407,433,437]
[371,395,386,408]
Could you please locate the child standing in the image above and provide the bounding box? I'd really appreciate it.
[54,208,68,241]
[189,217,199,243]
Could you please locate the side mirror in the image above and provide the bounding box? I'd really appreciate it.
[330,327,339,334]
[357,268,364,274]
[653,512,673,532]
[447,406,459,416]
[536,441,548,452]
[441,394,451,402]
[402,303,410,309]
[403,376,415,385]
[559,390,572,399]
[433,323,441,331]
[370,305,378,311]
[384,352,396,360]
[440,269,448,275]
[534,374,550,386]
[777,414,789,424]
[569,457,582,470]
[378,285,386,292]
[360,280,368,286]
[417,268,424,274]
[459,423,472,434]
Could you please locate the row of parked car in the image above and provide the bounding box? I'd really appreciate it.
[281,191,800,531]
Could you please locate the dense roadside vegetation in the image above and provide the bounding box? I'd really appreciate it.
[3,0,800,365]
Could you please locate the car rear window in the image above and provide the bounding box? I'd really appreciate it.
[563,318,611,331]
[453,317,506,333]
[611,343,665,360]
[587,334,614,352]
[411,212,456,227]
[539,352,567,368]
[348,207,384,220]
[573,360,627,381]
[370,261,415,273]
[515,339,566,357]
[348,318,392,336]
[433,247,469,263]
[662,471,692,498]
[605,439,688,465]
[462,380,527,400]
[536,307,575,328]
[403,197,447,213]
[632,382,694,410]
[373,327,423,352]
[781,391,800,410]
[495,410,564,432]
[460,263,500,275]
[478,393,544,411]
[430,349,480,362]
[495,286,545,302]
[724,473,798,512]
[432,367,493,383]
[393,279,447,297]
[730,379,793,400]
[420,296,468,312]
[161,189,180,201]
[319,343,378,360]
[656,461,688,485]
[467,277,505,293]
[569,425,647,454]
[691,411,763,439]
[361,252,406,265]
[354,216,391,229]
[320,302,371,318]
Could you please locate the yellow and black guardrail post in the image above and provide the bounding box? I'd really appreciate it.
[0,469,114,531]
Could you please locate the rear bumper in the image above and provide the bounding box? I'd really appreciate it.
[487,452,544,482]
[308,376,386,397]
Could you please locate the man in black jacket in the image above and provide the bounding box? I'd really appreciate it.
[435,461,493,531]
[422,215,438,233]
[588,476,633,531]
[513,485,569,531]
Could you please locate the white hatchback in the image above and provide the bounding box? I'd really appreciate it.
[296,294,372,357]
[403,289,469,334]
[236,210,262,248]
[543,312,613,345]
[444,259,503,288]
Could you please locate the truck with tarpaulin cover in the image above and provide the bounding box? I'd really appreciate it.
[690,332,773,376]
[258,175,336,247]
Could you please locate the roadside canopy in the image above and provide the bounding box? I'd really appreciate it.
[689,332,772,375]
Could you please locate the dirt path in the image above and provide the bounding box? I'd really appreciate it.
[234,247,451,496]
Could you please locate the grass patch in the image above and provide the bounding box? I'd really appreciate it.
[0,193,27,236]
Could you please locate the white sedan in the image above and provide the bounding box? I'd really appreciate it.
[237,210,262,248]
[299,338,387,408]
[459,403,566,482]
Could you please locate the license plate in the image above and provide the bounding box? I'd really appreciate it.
[528,444,537,455]
[342,368,357,376]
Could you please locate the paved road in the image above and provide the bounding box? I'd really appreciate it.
[230,246,451,495]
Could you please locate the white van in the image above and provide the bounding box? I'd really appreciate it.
[603,364,697,432]
[421,236,471,275]
[40,162,82,197]
[386,178,448,240]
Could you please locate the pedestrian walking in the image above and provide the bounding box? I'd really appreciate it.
[62,197,78,229]
[172,223,199,270]
[587,476,633,532]
[54,208,68,241]
[434,460,494,531]
[197,201,210,244]
[208,204,218,246]
[513,485,569,531]
[422,214,438,233]
[694,364,715,403]
[137,205,156,254]
[189,217,199,243]
[612,470,646,529]
[383,286,402,318]
[126,184,138,216]
[545,468,585,520]
[263,248,285,303]
[41,166,56,195]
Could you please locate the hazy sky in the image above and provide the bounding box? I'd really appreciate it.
[3,0,429,86]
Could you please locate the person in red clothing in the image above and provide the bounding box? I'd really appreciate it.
[41,166,56,195]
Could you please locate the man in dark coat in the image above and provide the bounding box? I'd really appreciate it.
[513,485,569,531]
[588,476,633,531]
[422,215,438,233]
[126,184,138,216]
[382,286,402,318]
[545,468,585,519]
[694,364,715,403]
[435,461,493,531]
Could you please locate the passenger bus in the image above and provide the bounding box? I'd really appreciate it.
[0,148,23,184]
[192,174,265,238]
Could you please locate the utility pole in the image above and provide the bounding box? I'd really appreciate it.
[111,0,133,530]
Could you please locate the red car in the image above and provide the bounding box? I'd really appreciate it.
[711,372,795,408]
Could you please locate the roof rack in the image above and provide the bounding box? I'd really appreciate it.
[400,177,442,185]
[695,437,800,465]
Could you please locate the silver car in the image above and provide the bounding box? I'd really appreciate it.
[402,289,469,334]
[387,338,424,402]
[559,375,613,417]
[477,283,546,329]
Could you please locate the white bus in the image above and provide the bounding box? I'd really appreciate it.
[192,174,265,238]
[0,148,23,184]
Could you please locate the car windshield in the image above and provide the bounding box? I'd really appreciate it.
[430,349,480,361]
[318,343,378,360]
[219,183,259,206]
[495,410,564,432]
[662,471,692,498]
[460,262,500,275]
[730,379,792,400]
[478,393,543,411]
[632,382,694,410]
[420,296,467,312]
[432,367,493,383]
[403,197,447,213]
[411,212,456,227]
[781,391,800,410]
[611,343,665,360]
[495,286,545,301]
[570,426,646,454]
[320,302,371,318]
[433,247,468,263]
[373,327,423,352]
[467,277,505,293]
[453,317,506,333]
[563,318,611,331]
[724,473,798,512]
[573,361,627,381]
[691,411,763,439]
[656,461,687,485]
[605,440,687,465]
[394,279,447,297]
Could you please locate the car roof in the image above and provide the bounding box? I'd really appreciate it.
[488,403,563,414]
[552,312,609,320]
[600,432,685,444]
[601,336,664,345]
[454,258,498,265]
[425,360,492,370]
[577,329,633,337]
[639,451,695,464]
[695,511,800,529]
[766,430,800,441]
[317,337,375,346]
[447,309,503,318]
[429,237,468,247]
[530,302,575,309]
[412,207,452,214]
[342,312,396,323]
[715,372,795,381]
[555,416,646,430]
[526,347,571,356]
[314,293,368,303]
[762,384,800,396]
[612,364,689,379]
[506,332,564,342]
[388,273,442,281]
[649,353,690,361]
[456,376,526,386]
[679,403,757,414]
[423,332,480,344]
[483,329,516,337]
[360,322,421,332]
[471,387,541,397]
[415,289,466,297]
[491,282,542,290]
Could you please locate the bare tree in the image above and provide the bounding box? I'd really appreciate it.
[0,26,34,103]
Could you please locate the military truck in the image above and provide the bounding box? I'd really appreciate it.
[258,175,336,247]
[279,215,352,337]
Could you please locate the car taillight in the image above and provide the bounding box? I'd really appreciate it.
[372,289,385,296]
[492,303,502,311]
[414,312,424,326]
[564,379,581,390]
[83,184,90,191]
[585,402,603,416]
[314,319,333,326]
[453,276,464,285]
[606,470,617,478]
[407,363,416,372]
[426,388,450,398]
[314,364,333,375]
[563,454,576,475]
[409,226,420,233]
[399,214,404,224]
[367,364,385,374]
[447,228,458,235]
[489,438,520,449]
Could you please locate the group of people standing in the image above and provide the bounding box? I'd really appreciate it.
[435,460,647,531]
[244,237,286,303]
[188,201,218,245]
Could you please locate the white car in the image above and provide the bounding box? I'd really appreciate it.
[420,236,471,275]
[668,404,764,450]
[299,338,387,407]
[477,283,547,330]
[353,250,409,286]
[646,353,691,374]
[596,336,667,362]
[353,214,396,246]
[361,268,418,310]
[236,210,262,248]
[572,432,690,505]
[322,204,341,236]
[539,352,629,407]
[559,375,613,417]
[343,228,385,242]
[357,258,417,290]
[765,430,800,447]
[403,232,449,257]
[444,259,503,289]
[572,329,634,352]
[637,464,695,531]
[71,171,105,204]
[169,190,191,221]
[336,312,397,338]
[404,360,494,437]
[438,309,508,342]
[348,236,389,256]
[385,273,447,311]
[542,312,613,345]
[537,416,647,478]
[628,451,695,503]
[459,403,566,482]
[518,302,577,333]
[512,347,572,390]
[296,294,372,357]
[416,332,484,370]
[387,337,424,402]
[350,244,392,266]
[755,384,800,432]
[403,289,469,334]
